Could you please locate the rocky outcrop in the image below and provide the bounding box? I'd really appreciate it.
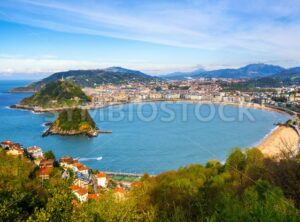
[42,124,100,138]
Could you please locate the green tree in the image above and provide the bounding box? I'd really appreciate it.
[44,150,56,160]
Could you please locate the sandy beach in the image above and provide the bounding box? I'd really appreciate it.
[258,126,299,158]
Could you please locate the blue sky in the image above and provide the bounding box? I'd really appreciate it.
[0,0,300,79]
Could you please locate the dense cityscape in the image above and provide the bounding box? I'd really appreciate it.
[83,78,300,114]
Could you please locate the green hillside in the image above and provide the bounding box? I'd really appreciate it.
[54,108,96,131]
[11,67,160,92]
[20,80,90,108]
[44,108,99,137]
[1,148,300,221]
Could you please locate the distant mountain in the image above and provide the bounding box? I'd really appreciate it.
[192,64,285,79]
[11,67,159,92]
[162,68,206,80]
[162,64,285,80]
[223,67,300,89]
[270,67,300,84]
[19,81,90,108]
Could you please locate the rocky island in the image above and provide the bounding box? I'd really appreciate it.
[12,79,112,138]
[43,108,100,137]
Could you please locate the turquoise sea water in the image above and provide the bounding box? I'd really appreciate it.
[0,80,289,174]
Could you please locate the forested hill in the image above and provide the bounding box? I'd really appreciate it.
[44,108,99,137]
[11,67,159,92]
[20,80,90,108]
[1,146,300,221]
[162,64,285,80]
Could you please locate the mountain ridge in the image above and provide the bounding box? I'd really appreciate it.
[162,63,286,80]
[19,80,90,108]
[11,67,160,92]
[223,66,300,89]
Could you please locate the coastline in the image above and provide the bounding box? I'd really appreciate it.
[11,100,293,118]
[11,100,298,159]
[257,125,299,158]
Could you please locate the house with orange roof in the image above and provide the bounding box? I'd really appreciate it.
[39,159,54,168]
[95,172,107,187]
[72,162,89,176]
[37,167,52,180]
[7,144,24,156]
[0,140,14,149]
[70,185,88,202]
[59,156,74,169]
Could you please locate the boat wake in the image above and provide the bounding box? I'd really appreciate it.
[75,156,103,161]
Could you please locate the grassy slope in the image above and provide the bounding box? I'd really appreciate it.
[53,108,96,132]
[20,81,90,108]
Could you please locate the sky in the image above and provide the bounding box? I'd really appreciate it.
[0,0,300,79]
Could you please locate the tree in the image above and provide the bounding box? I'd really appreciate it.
[28,188,74,222]
[44,150,55,160]
[225,148,246,188]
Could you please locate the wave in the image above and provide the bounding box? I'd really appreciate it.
[75,156,103,161]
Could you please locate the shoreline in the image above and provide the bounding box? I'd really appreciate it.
[257,125,299,158]
[11,100,293,118]
[10,100,298,160]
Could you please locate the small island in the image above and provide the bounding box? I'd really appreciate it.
[43,108,100,137]
[12,80,112,138]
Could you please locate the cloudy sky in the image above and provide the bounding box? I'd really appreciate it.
[0,0,300,78]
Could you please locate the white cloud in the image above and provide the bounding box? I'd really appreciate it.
[0,0,299,51]
[0,56,206,75]
[0,0,300,74]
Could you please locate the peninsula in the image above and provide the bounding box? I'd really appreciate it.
[43,108,100,137]
[15,80,90,110]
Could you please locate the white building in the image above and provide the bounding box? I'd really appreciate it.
[95,172,107,187]
[27,146,44,159]
[70,185,88,202]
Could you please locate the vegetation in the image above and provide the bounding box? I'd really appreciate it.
[43,108,98,137]
[1,147,300,221]
[20,80,90,108]
[0,150,73,221]
[44,150,56,160]
[53,108,96,131]
[12,67,160,92]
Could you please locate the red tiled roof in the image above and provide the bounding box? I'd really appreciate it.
[78,165,89,171]
[87,194,99,200]
[27,146,42,152]
[77,188,88,196]
[73,163,89,171]
[70,185,81,191]
[60,156,73,163]
[70,185,88,196]
[40,159,54,166]
[95,172,106,178]
[1,140,13,145]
